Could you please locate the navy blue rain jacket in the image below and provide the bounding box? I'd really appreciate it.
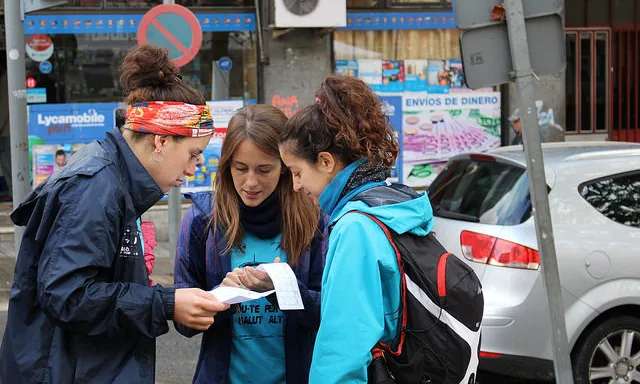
[0,129,176,384]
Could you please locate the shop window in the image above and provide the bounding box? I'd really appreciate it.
[347,0,381,7]
[565,29,610,133]
[390,0,450,5]
[62,0,102,6]
[25,31,257,104]
[334,29,460,61]
[176,0,254,5]
[103,0,161,7]
[332,29,501,189]
[346,0,450,8]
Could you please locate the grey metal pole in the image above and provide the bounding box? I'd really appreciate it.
[4,0,31,250]
[163,0,180,271]
[503,1,574,383]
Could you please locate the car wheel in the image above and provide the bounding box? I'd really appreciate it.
[572,315,640,384]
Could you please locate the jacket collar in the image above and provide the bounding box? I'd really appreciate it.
[105,129,164,217]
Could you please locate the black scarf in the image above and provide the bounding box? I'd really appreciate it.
[337,160,390,203]
[239,191,282,239]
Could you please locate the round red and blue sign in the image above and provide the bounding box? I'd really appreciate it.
[137,4,203,68]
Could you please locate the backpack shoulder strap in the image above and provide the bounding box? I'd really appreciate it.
[352,183,420,208]
[348,210,408,358]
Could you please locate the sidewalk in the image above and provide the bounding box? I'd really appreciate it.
[0,241,176,303]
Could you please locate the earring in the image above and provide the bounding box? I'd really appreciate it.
[151,148,165,163]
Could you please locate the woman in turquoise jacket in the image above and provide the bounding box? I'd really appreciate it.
[278,75,434,383]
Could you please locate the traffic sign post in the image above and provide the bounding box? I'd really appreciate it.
[137,4,203,68]
[139,1,204,270]
[5,1,67,251]
[456,0,574,382]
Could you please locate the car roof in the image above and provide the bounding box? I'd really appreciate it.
[485,141,640,167]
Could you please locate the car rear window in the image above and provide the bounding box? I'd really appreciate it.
[428,158,533,225]
[580,172,640,228]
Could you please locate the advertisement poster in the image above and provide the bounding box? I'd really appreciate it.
[206,100,245,130]
[26,34,54,62]
[381,60,404,93]
[181,139,223,193]
[379,95,403,182]
[335,60,358,78]
[401,92,501,187]
[31,143,84,188]
[357,60,383,92]
[32,145,57,187]
[28,102,120,145]
[337,58,502,189]
[183,100,242,193]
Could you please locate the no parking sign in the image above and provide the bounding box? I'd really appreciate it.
[137,4,202,68]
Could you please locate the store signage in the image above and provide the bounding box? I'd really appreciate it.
[137,4,203,68]
[28,102,120,144]
[39,60,53,74]
[26,34,54,62]
[217,57,232,72]
[24,14,255,35]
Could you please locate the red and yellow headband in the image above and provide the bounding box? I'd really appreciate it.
[124,101,214,138]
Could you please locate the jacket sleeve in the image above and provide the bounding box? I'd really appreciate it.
[173,203,234,337]
[173,204,208,338]
[308,214,396,384]
[36,178,174,339]
[281,212,329,330]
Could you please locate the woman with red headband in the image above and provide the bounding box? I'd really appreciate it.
[0,45,229,384]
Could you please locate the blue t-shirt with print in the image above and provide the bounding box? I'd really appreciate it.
[228,232,287,384]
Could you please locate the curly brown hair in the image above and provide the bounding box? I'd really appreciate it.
[280,75,399,168]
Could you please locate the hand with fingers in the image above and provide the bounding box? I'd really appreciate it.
[173,288,230,331]
[221,257,281,292]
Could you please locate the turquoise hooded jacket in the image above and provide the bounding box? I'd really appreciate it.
[309,160,434,384]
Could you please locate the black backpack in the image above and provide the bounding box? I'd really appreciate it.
[344,183,484,384]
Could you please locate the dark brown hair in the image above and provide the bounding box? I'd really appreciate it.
[119,45,206,139]
[213,104,320,265]
[280,75,399,168]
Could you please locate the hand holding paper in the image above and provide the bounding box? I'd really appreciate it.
[209,261,304,310]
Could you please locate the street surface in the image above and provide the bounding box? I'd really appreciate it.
[0,309,548,384]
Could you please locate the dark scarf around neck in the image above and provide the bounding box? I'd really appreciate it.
[337,160,390,202]
[239,191,282,239]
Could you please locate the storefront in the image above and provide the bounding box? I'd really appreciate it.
[335,0,502,189]
[565,0,640,143]
[0,1,259,196]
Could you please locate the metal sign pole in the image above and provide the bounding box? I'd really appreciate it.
[503,0,574,382]
[163,0,180,272]
[4,0,31,250]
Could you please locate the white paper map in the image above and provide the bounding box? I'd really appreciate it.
[208,262,304,310]
[257,263,304,310]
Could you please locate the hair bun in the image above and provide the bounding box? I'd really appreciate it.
[120,45,180,93]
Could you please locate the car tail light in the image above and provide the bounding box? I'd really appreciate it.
[479,351,503,359]
[460,230,540,270]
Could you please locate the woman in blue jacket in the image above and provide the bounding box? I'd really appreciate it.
[175,104,328,384]
[278,76,434,383]
[0,46,229,384]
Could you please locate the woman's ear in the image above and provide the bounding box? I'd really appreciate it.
[317,151,337,174]
[153,135,169,151]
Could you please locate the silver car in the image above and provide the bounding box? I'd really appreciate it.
[427,142,640,383]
